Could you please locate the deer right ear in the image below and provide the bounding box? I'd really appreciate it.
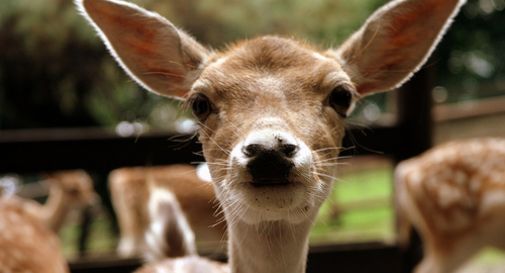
[335,0,465,96]
[76,0,209,99]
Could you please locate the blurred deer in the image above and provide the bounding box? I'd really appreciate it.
[0,170,96,272]
[396,138,505,273]
[23,170,98,233]
[0,197,69,273]
[0,196,68,273]
[109,164,225,261]
[77,0,465,272]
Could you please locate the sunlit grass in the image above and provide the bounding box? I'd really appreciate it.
[60,213,117,258]
[59,163,397,256]
[57,161,505,272]
[311,164,395,244]
[457,248,505,273]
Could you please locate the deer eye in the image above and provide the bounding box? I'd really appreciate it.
[188,93,214,121]
[327,85,353,118]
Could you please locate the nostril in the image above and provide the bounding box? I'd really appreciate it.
[280,144,298,157]
[246,149,294,185]
[243,143,298,158]
[242,144,264,158]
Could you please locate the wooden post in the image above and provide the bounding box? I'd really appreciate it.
[395,66,434,273]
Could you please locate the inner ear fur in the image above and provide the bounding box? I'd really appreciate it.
[336,0,466,96]
[77,0,209,99]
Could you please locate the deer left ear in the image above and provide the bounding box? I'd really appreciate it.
[76,0,209,100]
[335,0,466,96]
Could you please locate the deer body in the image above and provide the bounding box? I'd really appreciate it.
[77,0,465,272]
[396,138,505,273]
[0,170,95,273]
[110,164,225,260]
[0,196,69,273]
[135,256,228,273]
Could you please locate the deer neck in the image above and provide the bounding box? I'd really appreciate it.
[228,217,314,273]
[43,187,71,232]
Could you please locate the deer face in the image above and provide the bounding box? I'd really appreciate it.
[78,0,465,224]
[188,37,354,223]
[46,170,96,208]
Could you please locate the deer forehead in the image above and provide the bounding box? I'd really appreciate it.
[194,36,351,103]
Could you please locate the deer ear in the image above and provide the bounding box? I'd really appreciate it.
[76,0,209,99]
[335,0,465,96]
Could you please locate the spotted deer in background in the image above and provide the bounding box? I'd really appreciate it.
[0,170,96,273]
[77,0,466,272]
[396,138,505,273]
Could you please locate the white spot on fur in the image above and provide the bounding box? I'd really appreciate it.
[145,188,196,261]
[174,258,190,272]
[155,266,171,273]
[481,191,505,214]
[191,79,210,92]
[210,56,229,68]
[409,169,423,185]
[437,183,463,208]
[312,52,329,61]
[196,163,212,183]
[117,236,137,257]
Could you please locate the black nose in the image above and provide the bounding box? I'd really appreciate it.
[243,143,298,158]
[245,145,295,186]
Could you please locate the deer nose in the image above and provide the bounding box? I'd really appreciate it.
[243,143,298,158]
[243,143,298,186]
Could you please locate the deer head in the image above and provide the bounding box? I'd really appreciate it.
[77,0,465,227]
[44,170,96,208]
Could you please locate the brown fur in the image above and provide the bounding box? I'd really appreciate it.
[194,36,347,190]
[78,0,466,272]
[135,256,227,273]
[110,164,226,258]
[0,196,69,273]
[396,138,505,273]
[24,170,97,232]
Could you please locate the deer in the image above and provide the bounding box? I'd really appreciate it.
[109,164,226,261]
[77,0,465,272]
[0,170,96,273]
[396,138,505,273]
[0,197,69,273]
[22,170,98,233]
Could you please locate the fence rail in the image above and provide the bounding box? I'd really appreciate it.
[0,126,404,173]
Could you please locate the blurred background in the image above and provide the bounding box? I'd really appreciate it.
[0,0,504,272]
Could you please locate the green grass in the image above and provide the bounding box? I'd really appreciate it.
[59,164,505,269]
[60,214,117,258]
[60,165,396,256]
[476,248,505,264]
[311,166,395,244]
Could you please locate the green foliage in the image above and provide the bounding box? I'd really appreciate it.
[60,213,117,257]
[0,0,174,129]
[1,0,503,129]
[0,0,387,130]
[312,166,394,244]
[435,0,505,103]
[130,0,385,46]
